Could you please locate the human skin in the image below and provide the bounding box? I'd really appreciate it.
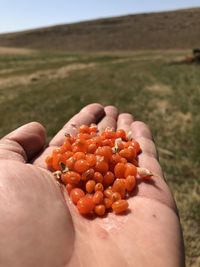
[0,103,185,267]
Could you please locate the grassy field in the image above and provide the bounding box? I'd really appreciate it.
[0,48,199,266]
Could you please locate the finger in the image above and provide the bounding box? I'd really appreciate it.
[131,121,176,210]
[98,105,119,133]
[117,113,134,132]
[0,122,46,162]
[50,103,105,146]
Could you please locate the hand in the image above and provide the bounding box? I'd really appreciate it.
[0,104,185,267]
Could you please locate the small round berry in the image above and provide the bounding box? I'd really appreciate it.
[77,196,95,215]
[74,159,90,173]
[85,180,96,193]
[112,200,129,214]
[93,191,104,204]
[70,188,85,204]
[95,205,106,216]
[95,183,104,192]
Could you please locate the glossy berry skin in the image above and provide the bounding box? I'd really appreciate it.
[104,198,113,209]
[124,163,137,178]
[114,163,126,178]
[103,171,114,187]
[95,160,109,174]
[61,171,81,185]
[93,172,103,183]
[77,196,95,215]
[70,188,85,204]
[95,183,104,192]
[111,192,121,202]
[125,175,136,192]
[112,200,129,214]
[74,159,90,173]
[95,205,106,216]
[112,179,126,198]
[93,191,104,205]
[85,180,96,193]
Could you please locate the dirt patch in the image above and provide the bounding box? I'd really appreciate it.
[146,84,172,95]
[0,46,34,55]
[0,63,96,89]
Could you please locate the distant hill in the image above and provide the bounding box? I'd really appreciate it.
[0,8,200,51]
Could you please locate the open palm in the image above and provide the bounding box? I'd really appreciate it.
[0,104,184,267]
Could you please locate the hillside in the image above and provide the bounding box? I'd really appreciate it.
[0,8,200,51]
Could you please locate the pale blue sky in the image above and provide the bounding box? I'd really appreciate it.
[0,0,200,33]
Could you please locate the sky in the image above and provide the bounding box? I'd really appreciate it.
[0,0,200,33]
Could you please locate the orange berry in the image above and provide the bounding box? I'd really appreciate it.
[124,163,137,178]
[73,152,86,160]
[116,129,127,140]
[51,153,64,171]
[74,159,90,173]
[130,140,141,154]
[93,172,103,183]
[95,204,106,216]
[87,143,97,153]
[114,163,126,178]
[89,124,97,133]
[104,198,113,209]
[95,160,109,174]
[93,191,104,204]
[112,200,129,214]
[79,125,90,134]
[95,146,112,161]
[81,168,95,181]
[85,154,96,167]
[110,153,122,165]
[77,196,95,215]
[111,192,121,202]
[112,178,126,198]
[66,157,75,169]
[95,183,104,192]
[125,175,136,192]
[104,188,113,198]
[102,130,116,139]
[85,180,96,193]
[61,171,81,185]
[103,171,115,187]
[61,140,72,152]
[102,139,114,147]
[119,147,136,161]
[63,151,73,160]
[77,133,91,140]
[66,183,75,194]
[70,188,85,204]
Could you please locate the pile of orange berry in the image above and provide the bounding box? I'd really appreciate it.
[46,124,152,217]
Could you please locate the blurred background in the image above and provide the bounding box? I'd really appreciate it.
[0,1,200,266]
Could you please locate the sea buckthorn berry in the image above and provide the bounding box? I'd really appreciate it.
[77,196,95,215]
[114,163,126,178]
[95,205,106,216]
[95,183,104,192]
[103,171,115,187]
[112,178,126,198]
[119,147,136,161]
[112,200,129,214]
[77,133,91,140]
[111,192,122,202]
[52,153,64,171]
[81,168,95,181]
[66,183,75,195]
[95,160,109,174]
[125,175,136,192]
[70,188,85,204]
[102,130,116,139]
[62,140,72,151]
[74,159,90,173]
[86,180,96,193]
[93,172,103,183]
[130,140,141,154]
[86,153,96,167]
[104,198,113,209]
[110,153,122,165]
[66,157,75,169]
[93,191,104,204]
[63,151,73,160]
[73,152,86,160]
[87,143,97,153]
[124,163,137,178]
[104,188,113,199]
[72,139,87,153]
[102,139,114,146]
[116,129,127,140]
[89,124,97,133]
[79,125,90,134]
[61,171,81,185]
[95,146,112,161]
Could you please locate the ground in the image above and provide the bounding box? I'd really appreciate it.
[0,47,199,267]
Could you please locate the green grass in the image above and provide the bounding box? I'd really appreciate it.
[0,50,199,266]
